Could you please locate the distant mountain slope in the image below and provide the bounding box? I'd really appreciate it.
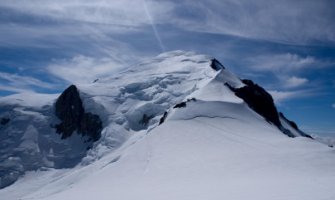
[0,51,333,200]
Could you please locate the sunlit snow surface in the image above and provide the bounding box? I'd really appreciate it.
[0,51,334,200]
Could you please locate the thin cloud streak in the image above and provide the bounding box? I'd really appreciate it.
[269,89,318,104]
[143,0,166,52]
[282,76,309,89]
[0,72,55,93]
[48,55,131,84]
[247,53,321,73]
[0,0,174,27]
[168,0,335,44]
[0,72,54,88]
[2,0,335,46]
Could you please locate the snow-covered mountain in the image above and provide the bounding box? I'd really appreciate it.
[0,51,334,200]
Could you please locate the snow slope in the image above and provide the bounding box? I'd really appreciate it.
[0,51,334,200]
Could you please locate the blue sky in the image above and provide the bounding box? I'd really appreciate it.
[0,0,334,136]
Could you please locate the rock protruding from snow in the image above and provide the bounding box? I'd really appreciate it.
[210,58,225,71]
[0,85,104,189]
[225,79,312,139]
[226,79,281,127]
[55,85,102,142]
[279,112,313,139]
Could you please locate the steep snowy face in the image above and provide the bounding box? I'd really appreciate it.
[0,51,312,190]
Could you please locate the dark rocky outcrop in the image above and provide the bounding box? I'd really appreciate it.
[55,85,102,141]
[187,98,197,102]
[279,112,298,129]
[174,102,187,108]
[226,79,281,128]
[173,98,197,109]
[210,59,225,71]
[279,112,313,139]
[226,79,312,139]
[80,113,103,141]
[159,112,168,125]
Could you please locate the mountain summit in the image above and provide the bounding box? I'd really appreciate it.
[0,51,334,200]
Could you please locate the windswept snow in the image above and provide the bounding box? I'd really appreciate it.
[0,51,334,200]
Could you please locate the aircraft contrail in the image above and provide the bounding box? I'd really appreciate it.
[143,0,166,52]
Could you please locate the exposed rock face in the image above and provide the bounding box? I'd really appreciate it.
[226,79,281,128]
[210,58,225,71]
[279,112,313,139]
[226,79,312,139]
[159,112,168,125]
[173,98,197,109]
[55,85,84,138]
[80,113,103,141]
[55,85,102,142]
[279,112,298,129]
[174,102,187,108]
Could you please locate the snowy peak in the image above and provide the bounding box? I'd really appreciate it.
[0,51,314,190]
[226,79,281,127]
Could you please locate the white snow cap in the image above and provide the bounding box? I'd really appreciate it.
[0,51,334,200]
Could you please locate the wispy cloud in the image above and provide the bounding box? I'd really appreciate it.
[269,89,317,104]
[269,90,298,104]
[332,103,335,109]
[47,54,140,84]
[0,85,33,93]
[0,0,173,56]
[0,0,174,27]
[0,72,55,93]
[282,76,309,89]
[247,53,321,73]
[243,52,334,91]
[242,52,332,104]
[168,0,335,44]
[1,0,334,49]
